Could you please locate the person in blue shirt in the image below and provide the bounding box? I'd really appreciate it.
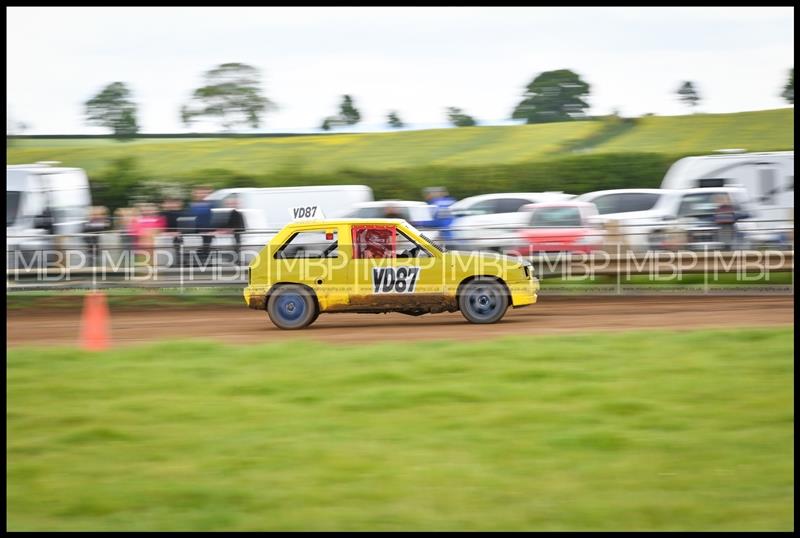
[186,185,215,264]
[423,186,456,244]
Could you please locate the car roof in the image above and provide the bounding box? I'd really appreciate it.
[452,192,571,206]
[677,186,746,195]
[577,188,667,198]
[286,218,411,227]
[351,200,429,208]
[522,201,596,210]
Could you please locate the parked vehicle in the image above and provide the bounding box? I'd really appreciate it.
[156,185,374,265]
[576,187,756,251]
[660,150,794,246]
[7,162,91,269]
[508,201,604,255]
[344,201,435,227]
[447,192,575,252]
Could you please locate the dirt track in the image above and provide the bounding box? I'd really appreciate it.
[7,295,794,347]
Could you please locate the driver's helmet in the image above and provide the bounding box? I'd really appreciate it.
[363,228,392,258]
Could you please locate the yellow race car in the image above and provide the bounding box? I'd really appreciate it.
[243,218,539,329]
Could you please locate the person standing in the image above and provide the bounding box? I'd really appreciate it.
[212,195,246,265]
[187,185,215,264]
[160,197,185,267]
[423,186,456,243]
[713,194,737,250]
[83,206,111,266]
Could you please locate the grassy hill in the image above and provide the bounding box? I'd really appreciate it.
[6,108,793,207]
[589,108,794,155]
[7,108,793,179]
[7,121,604,177]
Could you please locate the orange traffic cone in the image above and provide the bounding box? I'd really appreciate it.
[80,291,111,351]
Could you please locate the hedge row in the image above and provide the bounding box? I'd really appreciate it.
[91,152,679,211]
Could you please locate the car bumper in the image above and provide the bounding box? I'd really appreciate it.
[243,286,267,310]
[509,277,539,308]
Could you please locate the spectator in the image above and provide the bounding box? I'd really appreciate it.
[84,206,111,265]
[212,195,246,265]
[187,185,215,264]
[713,194,737,250]
[161,197,185,267]
[423,186,456,242]
[132,203,166,262]
[114,206,140,259]
[383,203,404,219]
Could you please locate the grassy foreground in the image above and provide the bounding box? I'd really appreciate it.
[7,328,794,531]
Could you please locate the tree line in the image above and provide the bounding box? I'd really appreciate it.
[72,63,796,140]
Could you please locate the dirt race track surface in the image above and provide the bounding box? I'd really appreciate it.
[7,295,794,348]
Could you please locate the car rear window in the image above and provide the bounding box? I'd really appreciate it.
[530,207,583,227]
[592,193,660,215]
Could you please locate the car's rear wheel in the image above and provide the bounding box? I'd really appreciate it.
[458,278,509,324]
[267,284,319,330]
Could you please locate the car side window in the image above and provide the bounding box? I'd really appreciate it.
[396,230,432,258]
[275,230,339,259]
[470,200,497,215]
[352,225,396,259]
[496,198,532,213]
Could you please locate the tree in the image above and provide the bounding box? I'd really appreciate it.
[511,69,591,124]
[446,107,477,127]
[676,81,701,111]
[181,63,274,131]
[84,82,139,140]
[781,68,793,104]
[387,110,404,128]
[320,95,362,131]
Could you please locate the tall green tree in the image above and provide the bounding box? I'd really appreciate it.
[446,107,477,127]
[677,81,701,111]
[320,95,362,131]
[387,110,404,128]
[512,69,591,124]
[781,68,793,104]
[181,63,274,131]
[84,82,139,140]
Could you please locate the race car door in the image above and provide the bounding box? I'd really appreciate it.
[350,224,445,310]
[272,225,350,309]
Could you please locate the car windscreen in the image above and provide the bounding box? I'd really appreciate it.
[592,193,661,215]
[7,191,21,226]
[530,207,582,227]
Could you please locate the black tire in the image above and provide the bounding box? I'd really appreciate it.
[458,278,509,324]
[267,284,319,330]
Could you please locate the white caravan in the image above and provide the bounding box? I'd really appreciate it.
[7,163,92,268]
[660,151,794,244]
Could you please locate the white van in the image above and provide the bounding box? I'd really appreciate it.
[660,151,794,244]
[160,185,374,265]
[7,163,92,268]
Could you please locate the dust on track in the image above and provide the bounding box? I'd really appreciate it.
[6,295,794,347]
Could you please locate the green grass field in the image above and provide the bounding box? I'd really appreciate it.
[6,108,793,179]
[590,109,795,155]
[7,328,794,530]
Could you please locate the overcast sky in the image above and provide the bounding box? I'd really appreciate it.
[6,6,795,134]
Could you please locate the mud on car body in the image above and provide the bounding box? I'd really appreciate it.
[244,218,539,329]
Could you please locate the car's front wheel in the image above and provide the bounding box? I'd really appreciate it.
[458,278,509,324]
[267,284,319,330]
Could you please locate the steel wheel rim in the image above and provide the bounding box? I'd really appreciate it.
[467,285,501,320]
[275,292,306,322]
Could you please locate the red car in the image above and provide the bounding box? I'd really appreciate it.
[509,201,605,255]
